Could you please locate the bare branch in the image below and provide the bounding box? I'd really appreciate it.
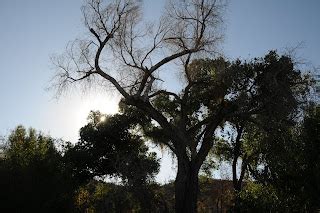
[148,90,181,101]
[89,28,102,44]
[51,0,226,171]
[150,48,200,73]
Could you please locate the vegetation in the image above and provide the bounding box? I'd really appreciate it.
[64,111,159,186]
[65,111,160,212]
[73,180,172,212]
[51,0,227,211]
[248,105,320,211]
[0,126,77,212]
[51,0,312,210]
[1,50,315,212]
[1,0,318,212]
[1,103,320,212]
[0,112,161,212]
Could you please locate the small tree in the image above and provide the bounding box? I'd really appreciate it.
[52,0,310,211]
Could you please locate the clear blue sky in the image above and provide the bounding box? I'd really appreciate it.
[0,0,319,182]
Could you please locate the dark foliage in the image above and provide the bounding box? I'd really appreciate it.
[239,105,320,212]
[74,180,172,213]
[0,126,77,212]
[64,111,159,186]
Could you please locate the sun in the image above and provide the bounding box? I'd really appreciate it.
[42,92,121,143]
[73,92,120,128]
[99,115,107,122]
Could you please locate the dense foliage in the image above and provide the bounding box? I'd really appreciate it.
[0,113,160,212]
[0,126,76,212]
[64,111,159,185]
[74,180,172,212]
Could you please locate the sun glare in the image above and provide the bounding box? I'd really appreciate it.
[99,116,106,122]
[74,93,120,129]
[43,92,121,143]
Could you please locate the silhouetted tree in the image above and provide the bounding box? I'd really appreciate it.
[202,51,311,212]
[0,126,76,212]
[52,0,310,210]
[64,111,160,211]
[298,105,320,210]
[65,111,159,183]
[233,104,320,212]
[52,0,225,211]
[258,104,320,211]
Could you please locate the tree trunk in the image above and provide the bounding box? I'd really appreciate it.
[174,159,199,213]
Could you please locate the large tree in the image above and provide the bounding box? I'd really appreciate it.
[52,0,309,211]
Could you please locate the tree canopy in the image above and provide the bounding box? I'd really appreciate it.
[51,0,311,211]
[65,111,159,185]
[255,105,320,211]
[0,126,76,212]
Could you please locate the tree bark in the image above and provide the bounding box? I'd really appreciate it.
[174,159,199,213]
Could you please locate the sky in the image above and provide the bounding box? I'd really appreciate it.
[0,0,319,182]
